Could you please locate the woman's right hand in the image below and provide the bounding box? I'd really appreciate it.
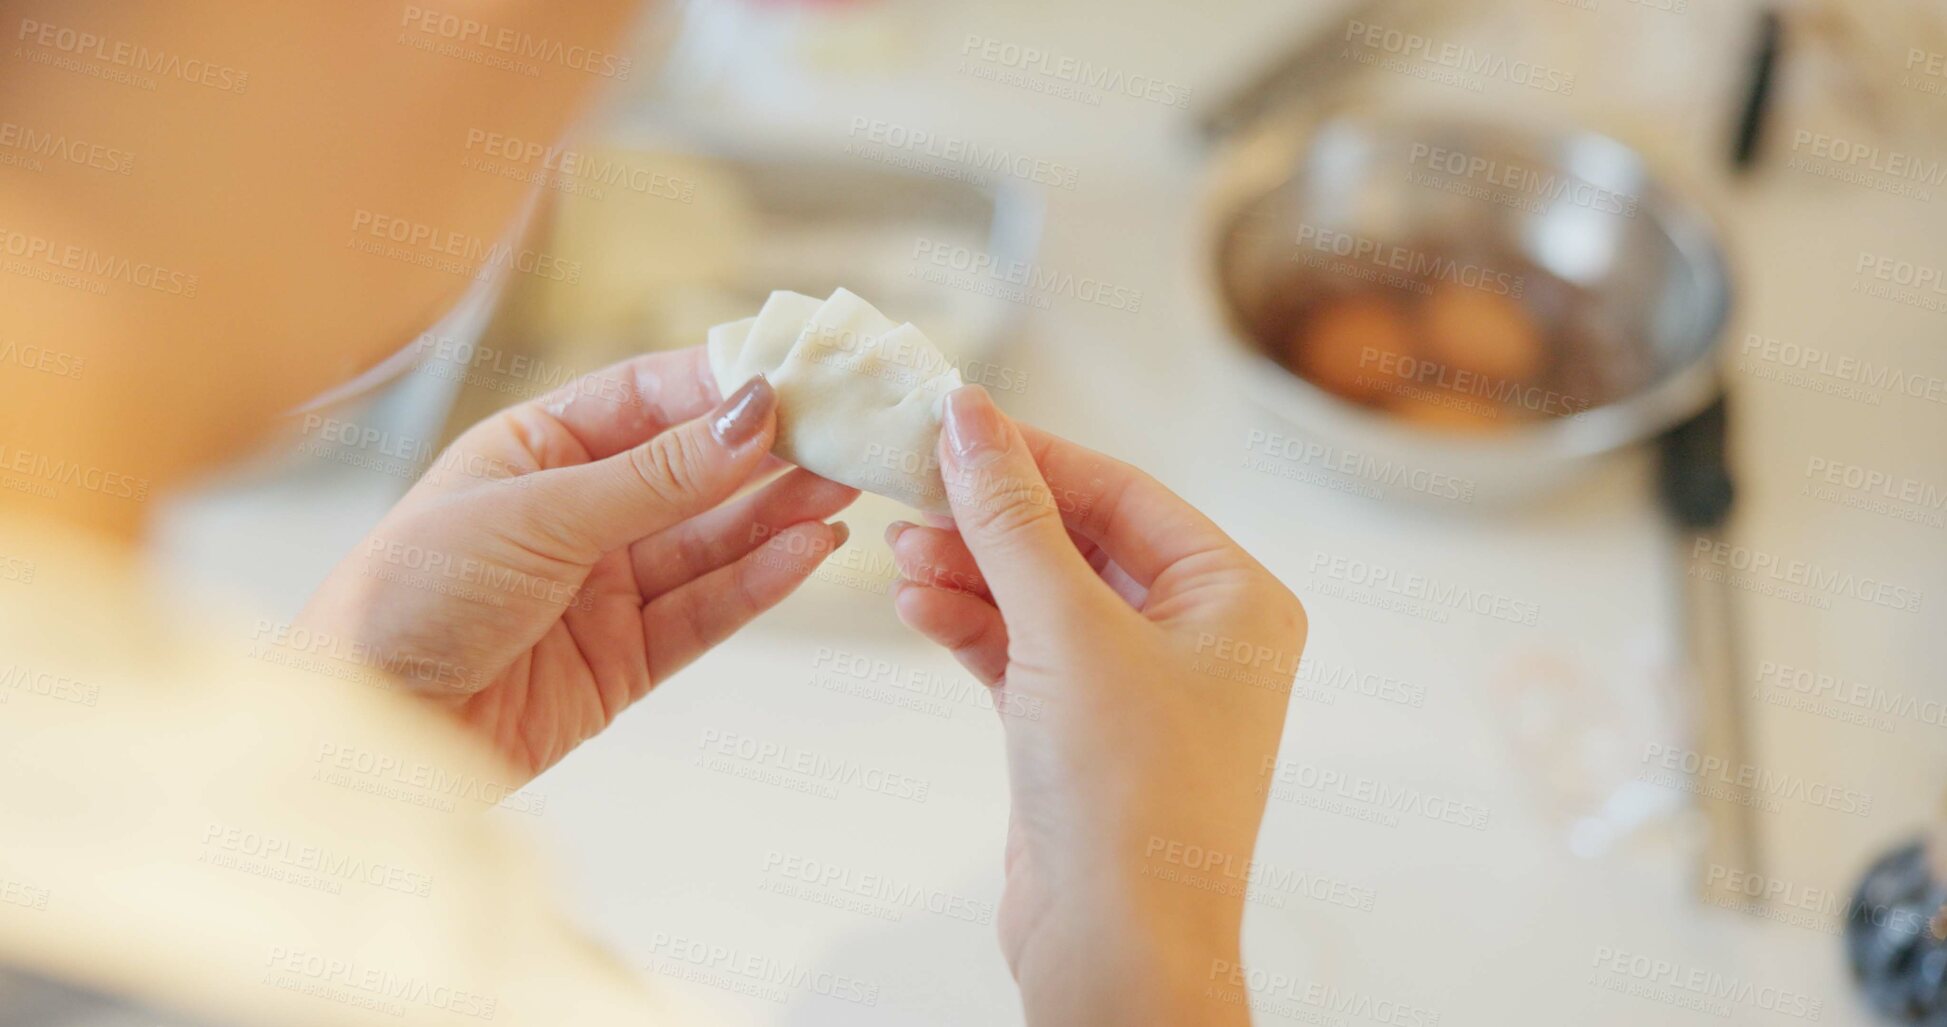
[887,385,1307,1027]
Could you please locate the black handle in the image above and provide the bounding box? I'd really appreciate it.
[1657,395,1735,529]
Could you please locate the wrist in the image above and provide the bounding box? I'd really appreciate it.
[1015,871,1250,1027]
[1016,928,1250,1027]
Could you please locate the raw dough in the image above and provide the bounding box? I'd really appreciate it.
[709,289,963,513]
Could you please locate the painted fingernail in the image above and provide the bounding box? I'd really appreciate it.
[710,375,775,446]
[943,385,1004,467]
[885,520,913,546]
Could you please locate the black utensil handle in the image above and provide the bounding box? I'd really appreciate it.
[1658,395,1735,529]
[1732,7,1784,172]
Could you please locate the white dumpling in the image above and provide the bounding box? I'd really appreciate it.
[708,288,964,513]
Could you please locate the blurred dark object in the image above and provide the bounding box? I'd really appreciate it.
[1731,8,1784,172]
[1848,838,1947,1023]
[1657,395,1734,528]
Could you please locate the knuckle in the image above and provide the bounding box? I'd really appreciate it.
[971,492,1058,552]
[1257,576,1308,646]
[631,429,709,508]
[941,611,993,653]
[1280,588,1309,642]
[1208,565,1306,645]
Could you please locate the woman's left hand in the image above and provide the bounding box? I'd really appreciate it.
[296,347,856,780]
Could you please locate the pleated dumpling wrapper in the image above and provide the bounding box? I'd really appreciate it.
[708,289,965,514]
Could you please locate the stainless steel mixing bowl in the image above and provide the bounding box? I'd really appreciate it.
[1199,104,1733,505]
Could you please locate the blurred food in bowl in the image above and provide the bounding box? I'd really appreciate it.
[1251,240,1620,433]
[1201,104,1730,502]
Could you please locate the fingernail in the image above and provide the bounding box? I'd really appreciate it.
[943,385,1004,467]
[885,520,913,546]
[830,521,852,549]
[710,375,775,447]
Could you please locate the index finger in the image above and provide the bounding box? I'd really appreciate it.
[1016,423,1247,590]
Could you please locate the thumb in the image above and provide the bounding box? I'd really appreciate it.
[938,385,1108,623]
[522,375,777,557]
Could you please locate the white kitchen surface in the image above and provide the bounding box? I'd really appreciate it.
[159,0,1947,1023]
